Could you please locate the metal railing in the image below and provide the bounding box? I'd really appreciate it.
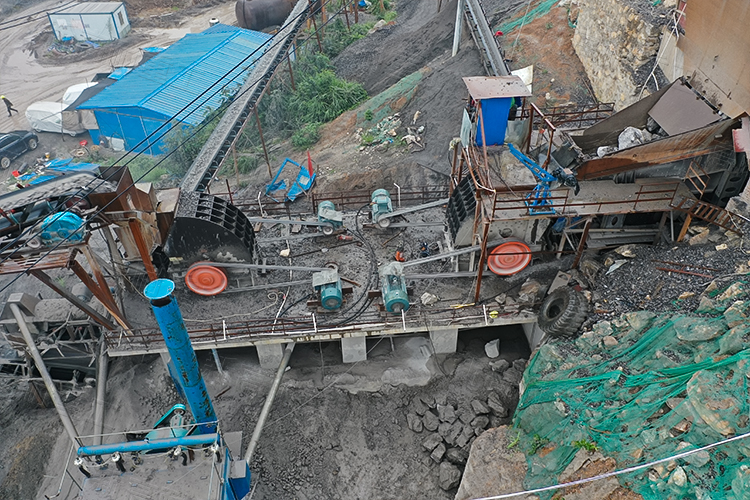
[311,186,449,212]
[519,102,615,129]
[492,179,682,219]
[104,304,535,353]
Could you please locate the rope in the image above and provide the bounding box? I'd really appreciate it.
[508,0,533,59]
[471,429,750,499]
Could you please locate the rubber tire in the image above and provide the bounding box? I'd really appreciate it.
[0,157,10,169]
[538,287,588,338]
[27,138,38,150]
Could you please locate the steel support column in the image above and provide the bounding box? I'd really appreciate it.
[10,301,81,447]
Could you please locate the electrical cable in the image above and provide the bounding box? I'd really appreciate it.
[0,0,322,257]
[276,204,378,325]
[637,8,684,100]
[183,291,283,323]
[471,429,750,500]
[507,0,533,59]
[0,0,346,294]
[0,1,78,30]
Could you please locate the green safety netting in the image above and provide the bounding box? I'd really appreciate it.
[498,0,561,35]
[513,280,750,499]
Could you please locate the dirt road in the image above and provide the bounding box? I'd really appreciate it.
[0,0,237,170]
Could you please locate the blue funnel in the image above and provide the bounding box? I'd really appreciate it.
[144,279,217,434]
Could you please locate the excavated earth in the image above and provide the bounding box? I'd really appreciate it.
[2,0,743,499]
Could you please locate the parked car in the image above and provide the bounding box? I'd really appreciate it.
[0,131,38,169]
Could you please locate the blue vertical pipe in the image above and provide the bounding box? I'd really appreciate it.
[144,279,217,434]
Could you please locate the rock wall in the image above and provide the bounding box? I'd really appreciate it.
[572,0,663,110]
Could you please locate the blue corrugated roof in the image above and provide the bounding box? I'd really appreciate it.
[78,25,271,125]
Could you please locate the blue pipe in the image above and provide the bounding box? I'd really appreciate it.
[77,433,219,457]
[144,279,217,434]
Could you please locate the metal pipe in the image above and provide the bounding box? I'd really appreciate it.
[211,348,225,377]
[10,303,80,447]
[452,0,465,57]
[244,343,294,464]
[144,279,217,434]
[92,341,109,446]
[78,433,219,457]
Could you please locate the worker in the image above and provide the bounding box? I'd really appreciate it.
[1,96,18,117]
[418,242,430,258]
[395,249,406,262]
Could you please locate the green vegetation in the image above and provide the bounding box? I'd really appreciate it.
[572,439,598,452]
[259,53,367,149]
[292,122,322,148]
[322,19,374,58]
[364,109,373,121]
[369,0,393,19]
[528,434,549,455]
[156,13,375,175]
[360,132,376,146]
[162,117,219,177]
[507,431,521,449]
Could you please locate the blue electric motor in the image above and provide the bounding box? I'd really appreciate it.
[40,212,85,245]
[371,188,393,227]
[313,269,343,310]
[379,262,410,313]
[317,200,344,235]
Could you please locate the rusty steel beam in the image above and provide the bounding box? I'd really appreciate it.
[127,219,158,281]
[31,269,118,331]
[80,245,121,312]
[577,118,738,180]
[69,261,132,331]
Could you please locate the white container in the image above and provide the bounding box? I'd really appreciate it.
[48,2,131,42]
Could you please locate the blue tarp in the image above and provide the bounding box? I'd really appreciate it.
[45,159,101,174]
[265,158,315,203]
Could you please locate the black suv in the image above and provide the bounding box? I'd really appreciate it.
[0,131,39,169]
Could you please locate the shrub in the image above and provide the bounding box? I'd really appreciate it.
[292,122,322,149]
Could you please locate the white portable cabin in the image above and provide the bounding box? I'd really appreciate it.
[48,2,131,42]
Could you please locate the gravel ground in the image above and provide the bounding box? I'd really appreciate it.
[579,222,750,330]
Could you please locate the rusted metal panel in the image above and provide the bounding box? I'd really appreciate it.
[463,76,532,99]
[0,247,77,275]
[677,0,750,118]
[648,81,721,135]
[571,83,673,153]
[577,118,738,180]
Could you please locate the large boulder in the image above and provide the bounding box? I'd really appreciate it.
[455,426,536,500]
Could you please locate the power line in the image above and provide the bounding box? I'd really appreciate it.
[471,430,750,499]
[0,0,323,259]
[0,0,353,298]
[0,1,78,31]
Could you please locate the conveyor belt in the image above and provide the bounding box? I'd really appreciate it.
[181,0,312,193]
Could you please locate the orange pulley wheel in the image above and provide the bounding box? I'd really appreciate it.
[487,240,532,276]
[185,263,228,296]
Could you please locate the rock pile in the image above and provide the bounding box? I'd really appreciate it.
[405,381,519,491]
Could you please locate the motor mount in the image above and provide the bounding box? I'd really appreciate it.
[317,200,343,235]
[371,189,393,227]
[312,269,343,310]
[379,261,409,313]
